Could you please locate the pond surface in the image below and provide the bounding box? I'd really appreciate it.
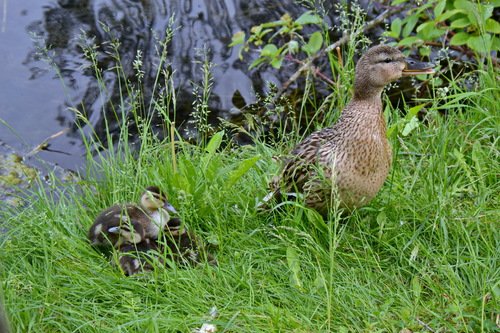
[0,0,313,171]
[1,0,397,176]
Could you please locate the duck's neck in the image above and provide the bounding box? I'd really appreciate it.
[353,75,385,101]
[339,93,387,135]
[149,208,170,229]
[344,92,384,117]
[353,85,383,104]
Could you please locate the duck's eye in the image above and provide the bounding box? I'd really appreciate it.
[383,58,392,63]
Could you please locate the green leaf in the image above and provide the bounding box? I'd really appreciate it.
[258,28,274,39]
[402,15,419,37]
[270,56,283,69]
[407,103,426,119]
[450,32,471,45]
[410,244,419,262]
[377,211,387,239]
[478,4,494,23]
[229,31,245,47]
[454,0,479,25]
[450,17,471,29]
[453,149,474,188]
[261,44,278,57]
[485,18,500,34]
[249,57,266,69]
[412,276,422,298]
[382,30,399,39]
[286,247,303,289]
[391,18,402,37]
[467,34,492,53]
[296,11,323,25]
[419,46,431,57]
[288,40,299,54]
[398,36,424,46]
[471,141,486,193]
[416,21,436,33]
[306,209,328,233]
[225,156,260,188]
[493,36,500,51]
[386,104,398,139]
[492,281,500,298]
[302,31,323,55]
[402,116,420,136]
[454,0,475,12]
[434,0,447,17]
[416,21,446,40]
[202,131,225,176]
[205,131,224,155]
[435,9,463,22]
[250,25,262,35]
[454,0,492,26]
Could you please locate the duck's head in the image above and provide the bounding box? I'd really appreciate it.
[140,186,178,214]
[354,45,434,98]
[108,222,143,245]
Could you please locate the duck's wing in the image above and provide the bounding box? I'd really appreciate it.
[257,128,336,210]
[88,204,146,246]
[280,127,337,191]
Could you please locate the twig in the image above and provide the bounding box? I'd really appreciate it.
[25,128,70,157]
[285,56,335,86]
[416,317,435,332]
[336,47,343,69]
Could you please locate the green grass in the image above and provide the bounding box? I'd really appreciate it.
[1,24,499,333]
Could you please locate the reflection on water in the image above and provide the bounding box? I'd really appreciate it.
[1,0,390,170]
[3,0,314,170]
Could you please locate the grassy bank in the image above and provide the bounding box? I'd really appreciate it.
[1,21,499,333]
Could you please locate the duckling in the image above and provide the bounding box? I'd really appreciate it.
[158,217,218,267]
[117,218,216,275]
[261,45,434,216]
[116,238,159,276]
[88,186,177,248]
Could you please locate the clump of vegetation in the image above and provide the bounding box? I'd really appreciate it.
[1,1,499,332]
[231,0,499,67]
[386,0,500,56]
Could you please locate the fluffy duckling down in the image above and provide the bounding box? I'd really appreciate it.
[88,186,177,249]
[87,186,216,275]
[116,217,217,276]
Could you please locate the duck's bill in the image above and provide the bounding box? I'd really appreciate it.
[108,226,121,234]
[402,59,435,76]
[402,68,435,76]
[164,202,178,214]
[108,224,134,234]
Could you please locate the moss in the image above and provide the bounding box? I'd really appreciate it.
[0,153,38,207]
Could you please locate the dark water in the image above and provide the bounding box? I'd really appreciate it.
[0,0,306,171]
[0,0,398,172]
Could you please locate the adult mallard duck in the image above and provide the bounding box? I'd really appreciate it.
[261,45,434,216]
[88,186,177,248]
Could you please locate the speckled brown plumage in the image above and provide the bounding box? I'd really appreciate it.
[264,45,434,215]
[88,186,177,248]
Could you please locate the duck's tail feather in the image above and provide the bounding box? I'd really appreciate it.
[256,189,303,212]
